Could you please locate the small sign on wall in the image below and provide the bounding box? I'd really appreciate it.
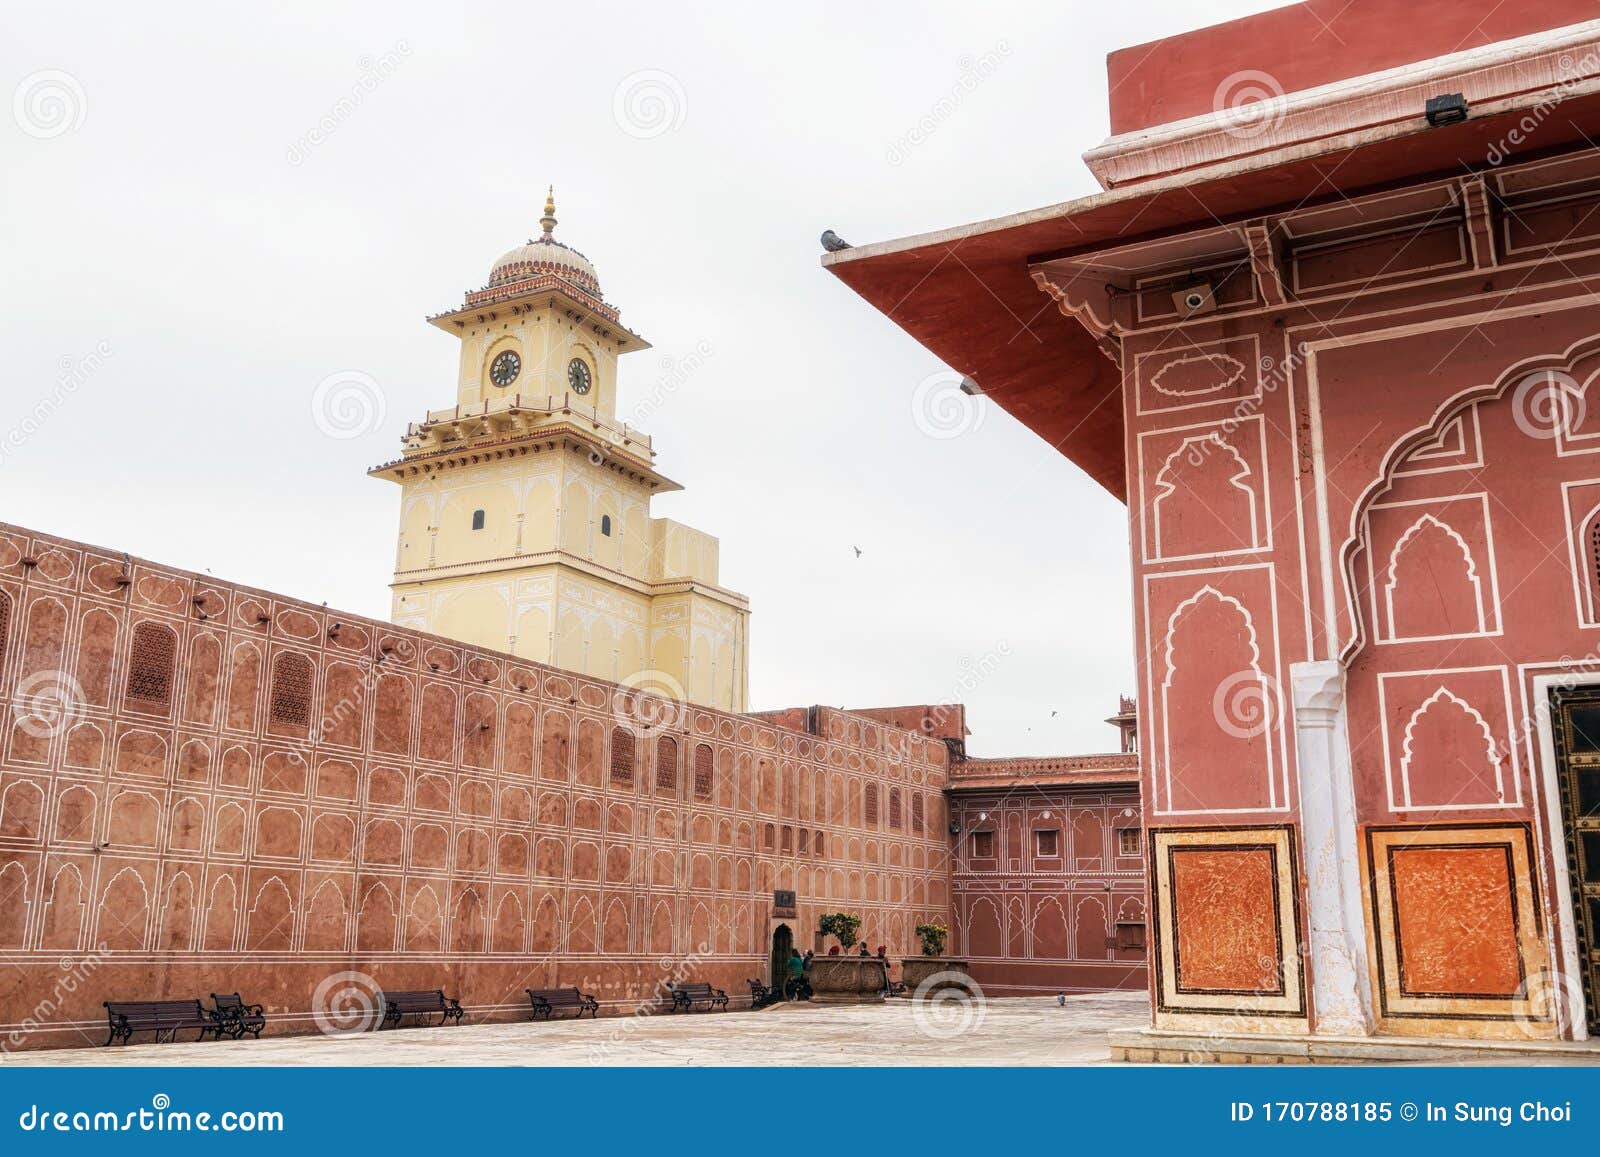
[773,889,796,917]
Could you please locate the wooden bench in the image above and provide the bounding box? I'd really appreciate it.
[380,989,464,1029]
[103,999,224,1046]
[526,987,599,1020]
[670,982,728,1012]
[747,978,777,1009]
[210,992,266,1039]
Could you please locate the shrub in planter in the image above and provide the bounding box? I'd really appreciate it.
[915,921,948,957]
[818,912,862,953]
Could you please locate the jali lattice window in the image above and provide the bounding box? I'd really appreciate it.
[655,735,678,791]
[0,589,11,665]
[124,621,177,710]
[268,651,315,730]
[864,783,879,827]
[888,786,903,830]
[911,793,925,834]
[694,743,714,799]
[610,727,635,786]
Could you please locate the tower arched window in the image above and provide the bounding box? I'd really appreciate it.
[471,509,485,531]
[124,621,178,711]
[600,515,612,537]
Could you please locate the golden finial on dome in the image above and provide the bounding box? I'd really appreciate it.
[540,185,557,238]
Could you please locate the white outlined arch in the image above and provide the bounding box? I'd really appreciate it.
[0,861,31,948]
[246,875,296,950]
[156,869,195,951]
[1159,584,1280,813]
[355,880,398,952]
[97,865,151,951]
[41,862,84,950]
[1337,333,1600,662]
[1151,433,1259,559]
[302,877,349,952]
[1397,686,1503,810]
[1381,512,1487,641]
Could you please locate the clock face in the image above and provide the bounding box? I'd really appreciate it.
[568,358,592,395]
[489,350,520,387]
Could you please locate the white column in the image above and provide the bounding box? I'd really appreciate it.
[1289,659,1373,1035]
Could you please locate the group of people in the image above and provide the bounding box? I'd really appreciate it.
[783,943,898,1001]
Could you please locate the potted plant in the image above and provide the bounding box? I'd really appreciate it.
[818,912,862,954]
[902,921,968,996]
[915,921,948,957]
[808,914,884,1004]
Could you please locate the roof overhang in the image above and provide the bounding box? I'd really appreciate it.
[824,82,1600,500]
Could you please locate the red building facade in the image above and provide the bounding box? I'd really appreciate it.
[0,522,1141,1050]
[948,755,1145,996]
[0,523,955,1049]
[828,0,1600,1047]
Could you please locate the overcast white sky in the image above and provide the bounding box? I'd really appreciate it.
[3,0,1289,756]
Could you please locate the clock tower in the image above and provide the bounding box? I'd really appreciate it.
[370,190,750,711]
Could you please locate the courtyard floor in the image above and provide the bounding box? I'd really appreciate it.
[9,993,1148,1067]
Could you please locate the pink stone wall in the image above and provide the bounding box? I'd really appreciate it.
[1108,153,1600,1036]
[947,768,1146,997]
[0,523,952,1050]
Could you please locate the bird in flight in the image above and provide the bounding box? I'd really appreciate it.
[852,546,863,558]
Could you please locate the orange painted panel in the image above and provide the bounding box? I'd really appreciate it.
[1171,847,1279,993]
[1391,846,1521,996]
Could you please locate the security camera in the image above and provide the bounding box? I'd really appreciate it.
[1172,282,1217,318]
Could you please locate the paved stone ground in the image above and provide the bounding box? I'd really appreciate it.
[9,993,1149,1067]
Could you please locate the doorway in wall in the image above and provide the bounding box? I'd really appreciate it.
[1550,686,1600,1033]
[768,923,794,995]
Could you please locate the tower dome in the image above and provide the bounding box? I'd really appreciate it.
[486,187,603,299]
